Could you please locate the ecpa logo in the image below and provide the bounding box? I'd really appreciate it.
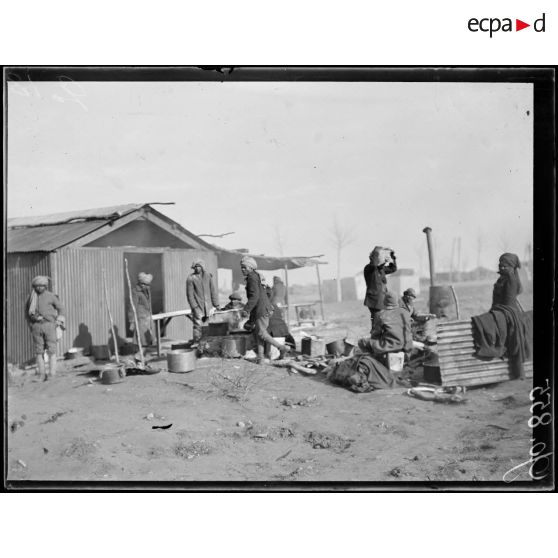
[468,13,546,37]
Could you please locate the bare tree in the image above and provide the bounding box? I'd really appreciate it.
[475,231,484,280]
[329,217,355,302]
[273,225,285,256]
[498,233,511,253]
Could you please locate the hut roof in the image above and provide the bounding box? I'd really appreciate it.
[7,203,325,270]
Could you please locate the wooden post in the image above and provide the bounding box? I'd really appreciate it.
[315,263,325,321]
[284,264,290,326]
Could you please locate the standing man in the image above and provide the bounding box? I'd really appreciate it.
[363,246,397,333]
[271,275,287,306]
[186,259,219,345]
[240,256,290,363]
[25,276,65,381]
[129,272,154,346]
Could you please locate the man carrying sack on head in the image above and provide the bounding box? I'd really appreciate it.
[129,272,154,346]
[239,256,291,364]
[186,259,220,345]
[25,276,65,381]
[363,246,398,333]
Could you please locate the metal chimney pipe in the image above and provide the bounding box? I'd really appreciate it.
[422,226,435,287]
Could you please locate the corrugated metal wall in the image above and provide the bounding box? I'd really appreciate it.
[6,252,51,364]
[50,248,125,355]
[163,250,218,341]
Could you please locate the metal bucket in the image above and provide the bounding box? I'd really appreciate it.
[221,336,246,358]
[343,339,356,357]
[167,349,197,373]
[91,345,111,361]
[99,364,125,384]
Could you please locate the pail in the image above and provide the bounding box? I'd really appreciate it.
[268,337,285,360]
[221,336,246,358]
[99,364,125,384]
[326,339,345,357]
[387,352,405,372]
[167,349,197,373]
[92,345,111,361]
[343,339,356,357]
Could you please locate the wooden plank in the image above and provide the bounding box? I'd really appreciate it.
[437,331,473,340]
[437,340,475,350]
[437,348,476,358]
[442,360,510,373]
[437,323,472,333]
[443,360,533,376]
[438,353,482,364]
[443,368,533,387]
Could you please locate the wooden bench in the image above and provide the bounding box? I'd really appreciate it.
[436,319,533,387]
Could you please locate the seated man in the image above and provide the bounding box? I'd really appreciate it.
[358,290,413,358]
[399,288,436,342]
[222,291,244,311]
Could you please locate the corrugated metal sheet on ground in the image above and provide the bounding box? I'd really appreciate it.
[7,203,145,228]
[7,221,107,252]
[6,253,51,364]
[50,249,125,355]
[437,319,533,387]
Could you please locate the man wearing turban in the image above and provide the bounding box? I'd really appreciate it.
[129,272,154,346]
[25,276,65,380]
[186,259,220,344]
[492,253,523,310]
[240,256,291,363]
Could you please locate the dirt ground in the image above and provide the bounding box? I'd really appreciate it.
[6,281,536,485]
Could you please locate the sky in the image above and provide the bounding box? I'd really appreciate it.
[7,79,533,284]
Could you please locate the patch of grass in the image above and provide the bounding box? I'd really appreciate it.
[173,440,212,460]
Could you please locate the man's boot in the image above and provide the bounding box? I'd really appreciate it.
[35,354,46,380]
[47,354,57,379]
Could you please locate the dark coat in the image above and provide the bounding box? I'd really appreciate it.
[492,273,521,310]
[369,306,412,354]
[244,270,274,321]
[363,259,397,310]
[271,280,287,305]
[129,284,152,321]
[186,271,219,317]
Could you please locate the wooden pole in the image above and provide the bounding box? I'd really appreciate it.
[102,269,120,364]
[284,264,290,326]
[422,227,436,287]
[124,258,145,366]
[315,263,325,321]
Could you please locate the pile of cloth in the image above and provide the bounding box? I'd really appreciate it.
[472,307,533,379]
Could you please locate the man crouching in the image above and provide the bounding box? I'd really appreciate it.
[240,256,290,364]
[25,276,65,381]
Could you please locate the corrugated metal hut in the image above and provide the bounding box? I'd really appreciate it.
[7,203,219,364]
[7,203,325,364]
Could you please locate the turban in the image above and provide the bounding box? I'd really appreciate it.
[32,276,49,287]
[403,288,417,298]
[138,272,153,285]
[191,259,206,270]
[498,252,523,294]
[499,253,521,269]
[240,256,258,270]
[384,290,398,308]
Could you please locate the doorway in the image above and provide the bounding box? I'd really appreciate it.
[124,252,164,336]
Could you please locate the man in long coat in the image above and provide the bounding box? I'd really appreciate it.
[186,259,219,343]
[129,272,154,346]
[363,246,397,333]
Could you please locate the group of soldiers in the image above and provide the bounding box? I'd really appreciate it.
[25,247,437,379]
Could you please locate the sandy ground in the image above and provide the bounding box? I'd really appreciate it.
[7,354,534,484]
[6,283,536,486]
